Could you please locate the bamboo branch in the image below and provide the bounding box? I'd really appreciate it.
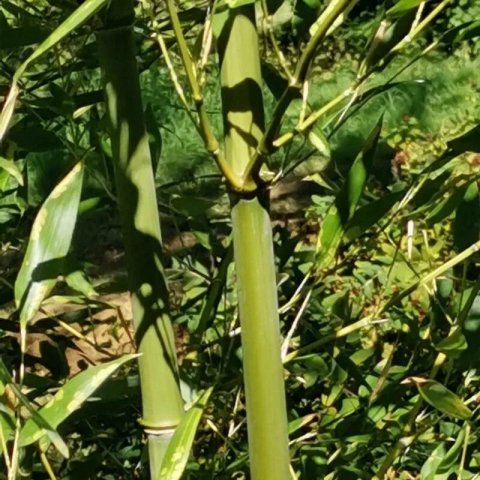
[389,0,452,56]
[260,0,293,80]
[244,0,355,179]
[163,0,246,191]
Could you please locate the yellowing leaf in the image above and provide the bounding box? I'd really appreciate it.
[15,162,84,326]
[157,388,213,480]
[403,377,472,420]
[19,354,139,448]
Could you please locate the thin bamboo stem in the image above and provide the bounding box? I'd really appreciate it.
[95,1,183,476]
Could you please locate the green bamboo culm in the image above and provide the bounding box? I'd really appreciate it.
[95,1,183,476]
[217,6,291,479]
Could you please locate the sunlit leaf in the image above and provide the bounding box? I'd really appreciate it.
[226,0,256,7]
[307,126,331,159]
[403,377,472,420]
[0,0,109,143]
[387,0,432,17]
[317,117,382,267]
[19,354,139,447]
[15,162,84,326]
[438,426,466,473]
[435,327,467,355]
[0,359,69,457]
[157,387,213,480]
[0,156,23,186]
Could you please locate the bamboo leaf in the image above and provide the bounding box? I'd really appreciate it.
[345,189,405,242]
[19,354,139,448]
[425,182,469,225]
[226,0,256,7]
[0,0,108,143]
[157,387,213,480]
[435,327,468,355]
[360,12,416,75]
[420,442,447,480]
[15,0,108,79]
[307,126,331,159]
[196,244,233,335]
[454,181,480,251]
[0,359,69,458]
[387,0,432,17]
[403,377,472,420]
[317,117,382,266]
[437,425,466,473]
[15,162,84,326]
[0,156,23,186]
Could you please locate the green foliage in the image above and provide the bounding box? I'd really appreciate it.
[1,0,480,478]
[19,353,139,449]
[158,387,213,480]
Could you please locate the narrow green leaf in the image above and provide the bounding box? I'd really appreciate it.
[435,327,468,355]
[307,126,331,159]
[0,359,69,457]
[420,442,447,480]
[345,189,405,242]
[15,162,84,326]
[196,244,233,335]
[157,387,213,480]
[0,156,23,186]
[454,181,480,251]
[226,0,256,7]
[0,83,19,144]
[0,0,108,143]
[360,12,416,75]
[287,413,317,435]
[446,123,480,157]
[387,0,431,17]
[15,0,108,79]
[405,377,472,420]
[437,426,466,473]
[317,117,382,266]
[19,354,139,447]
[425,182,469,225]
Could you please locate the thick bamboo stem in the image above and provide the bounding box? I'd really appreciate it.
[231,198,291,479]
[218,7,290,479]
[95,1,183,476]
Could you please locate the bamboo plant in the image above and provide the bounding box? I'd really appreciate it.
[161,0,356,477]
[95,1,184,475]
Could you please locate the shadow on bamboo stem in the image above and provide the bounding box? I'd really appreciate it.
[217,6,291,479]
[95,2,184,476]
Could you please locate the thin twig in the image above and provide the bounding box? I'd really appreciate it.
[245,0,355,178]
[281,289,312,360]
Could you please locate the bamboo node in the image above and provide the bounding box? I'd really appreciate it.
[144,427,176,436]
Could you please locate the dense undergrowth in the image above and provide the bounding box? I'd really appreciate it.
[1,1,480,479]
